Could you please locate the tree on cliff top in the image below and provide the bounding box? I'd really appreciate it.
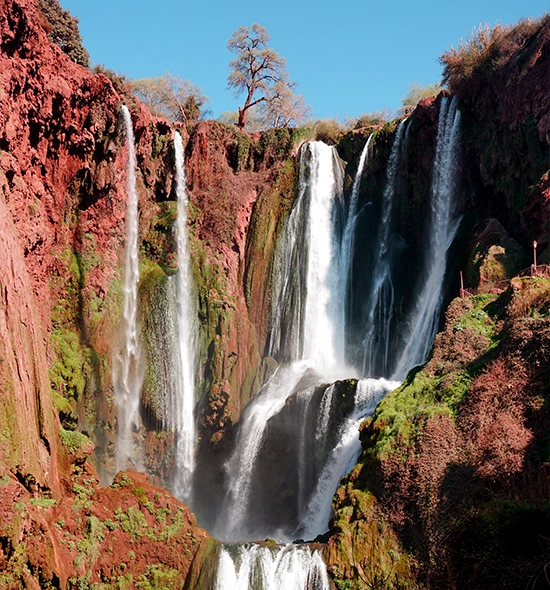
[131,73,209,123]
[37,0,89,67]
[227,23,309,130]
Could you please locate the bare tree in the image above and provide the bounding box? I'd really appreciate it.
[131,73,209,123]
[260,81,311,128]
[227,23,308,130]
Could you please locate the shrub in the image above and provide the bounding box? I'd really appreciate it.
[37,0,89,67]
[439,16,548,92]
[314,118,345,145]
[351,110,392,129]
[401,83,443,107]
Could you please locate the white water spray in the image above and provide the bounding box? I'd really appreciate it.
[218,361,312,540]
[269,142,346,373]
[171,131,198,502]
[114,105,144,472]
[392,97,461,379]
[216,544,330,590]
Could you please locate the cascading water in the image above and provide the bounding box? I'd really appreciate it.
[361,121,409,378]
[216,544,330,590]
[171,131,198,502]
[114,105,144,472]
[295,377,400,541]
[268,141,346,371]
[341,133,374,338]
[392,97,461,379]
[218,361,313,540]
[210,141,400,551]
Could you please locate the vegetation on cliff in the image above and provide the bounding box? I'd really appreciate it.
[328,278,550,588]
[37,0,89,66]
[1,0,550,586]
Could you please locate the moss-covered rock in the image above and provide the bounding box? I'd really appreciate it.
[467,218,530,291]
[327,480,416,589]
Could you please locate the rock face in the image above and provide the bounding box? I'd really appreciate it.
[0,0,302,581]
[0,0,212,582]
[1,0,550,586]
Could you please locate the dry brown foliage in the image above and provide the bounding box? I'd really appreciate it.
[440,15,549,93]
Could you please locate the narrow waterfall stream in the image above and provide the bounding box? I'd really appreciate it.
[171,131,198,502]
[361,120,409,378]
[392,96,462,379]
[341,133,374,341]
[114,105,144,472]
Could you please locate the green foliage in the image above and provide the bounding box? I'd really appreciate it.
[111,473,132,488]
[59,427,92,454]
[114,506,148,538]
[135,565,179,590]
[367,295,502,457]
[329,489,416,589]
[29,498,56,508]
[49,328,90,401]
[103,518,117,531]
[351,110,392,129]
[314,118,345,145]
[509,277,550,319]
[37,0,89,66]
[454,303,494,337]
[401,82,443,107]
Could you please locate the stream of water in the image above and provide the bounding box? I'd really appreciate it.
[114,105,144,472]
[171,131,198,503]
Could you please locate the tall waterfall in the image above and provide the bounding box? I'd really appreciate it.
[392,97,461,379]
[268,142,346,373]
[171,131,197,502]
[216,142,352,541]
[114,105,144,472]
[361,121,409,378]
[215,544,330,590]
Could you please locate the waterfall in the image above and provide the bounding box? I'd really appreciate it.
[114,105,144,472]
[171,131,198,502]
[215,544,330,590]
[218,361,312,540]
[361,121,409,378]
[268,142,346,374]
[295,378,399,541]
[218,142,350,541]
[392,97,461,379]
[341,133,374,338]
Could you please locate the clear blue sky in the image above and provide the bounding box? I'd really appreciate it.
[62,0,549,121]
